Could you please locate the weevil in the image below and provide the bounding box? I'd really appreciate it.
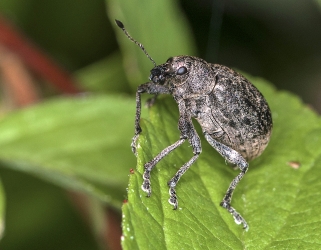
[115,19,272,230]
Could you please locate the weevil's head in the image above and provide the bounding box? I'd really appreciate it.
[149,64,168,84]
[150,56,211,91]
[149,56,194,85]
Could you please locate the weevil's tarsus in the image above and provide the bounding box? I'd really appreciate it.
[115,19,157,67]
[221,199,249,231]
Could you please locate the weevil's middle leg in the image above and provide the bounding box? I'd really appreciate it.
[167,152,200,209]
[160,100,203,209]
[142,138,186,196]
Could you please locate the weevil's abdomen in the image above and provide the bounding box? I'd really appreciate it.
[200,65,272,161]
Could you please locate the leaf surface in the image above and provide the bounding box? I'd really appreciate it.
[0,95,136,208]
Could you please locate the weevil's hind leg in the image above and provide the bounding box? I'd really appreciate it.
[221,168,249,230]
[142,138,186,197]
[204,132,249,231]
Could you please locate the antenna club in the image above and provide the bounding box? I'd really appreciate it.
[115,19,124,29]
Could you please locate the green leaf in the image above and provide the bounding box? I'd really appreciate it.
[0,95,136,208]
[122,76,321,249]
[106,0,197,88]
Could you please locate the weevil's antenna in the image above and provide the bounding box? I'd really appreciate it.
[115,19,157,67]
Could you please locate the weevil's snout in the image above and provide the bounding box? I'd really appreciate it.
[149,65,168,84]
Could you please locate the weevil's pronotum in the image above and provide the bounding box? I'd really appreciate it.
[115,19,272,230]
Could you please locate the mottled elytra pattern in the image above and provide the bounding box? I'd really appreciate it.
[115,20,273,231]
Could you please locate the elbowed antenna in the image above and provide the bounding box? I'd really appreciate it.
[115,19,157,67]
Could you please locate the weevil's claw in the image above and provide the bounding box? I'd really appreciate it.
[244,224,249,232]
[233,213,249,231]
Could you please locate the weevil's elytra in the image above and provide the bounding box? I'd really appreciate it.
[115,19,273,231]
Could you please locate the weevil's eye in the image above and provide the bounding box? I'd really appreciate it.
[177,66,187,75]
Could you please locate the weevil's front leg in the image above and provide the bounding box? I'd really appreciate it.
[167,151,200,209]
[131,83,170,155]
[204,132,249,231]
[131,90,142,154]
[167,102,202,209]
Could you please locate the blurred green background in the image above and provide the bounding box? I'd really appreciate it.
[0,0,321,249]
[2,0,321,107]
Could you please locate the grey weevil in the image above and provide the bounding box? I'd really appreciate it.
[115,19,272,230]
